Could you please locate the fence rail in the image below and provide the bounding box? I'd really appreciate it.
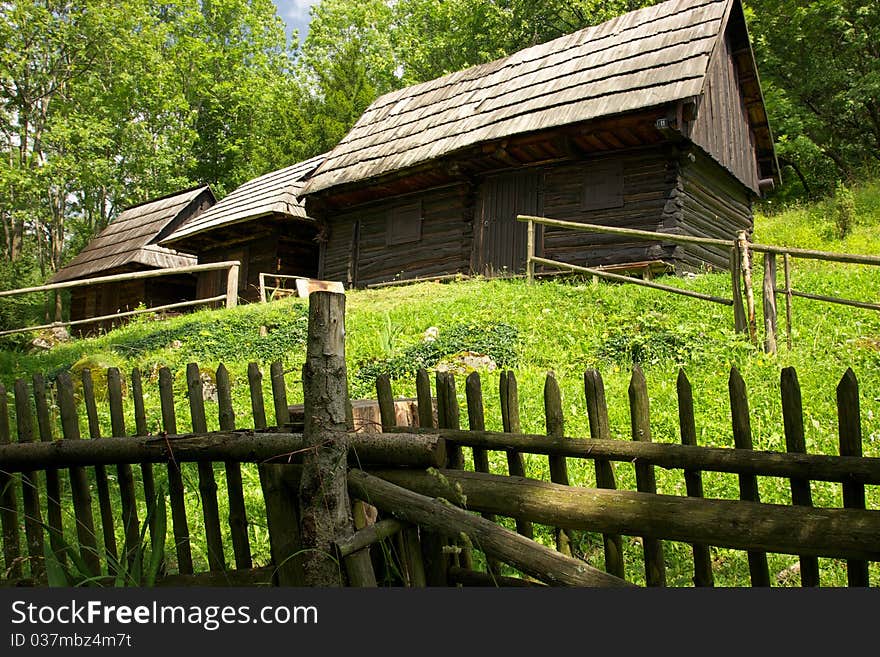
[0,261,241,337]
[518,214,880,353]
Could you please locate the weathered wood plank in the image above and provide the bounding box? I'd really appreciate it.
[837,368,869,587]
[584,369,624,578]
[56,373,101,578]
[780,367,819,587]
[186,363,225,573]
[32,374,66,568]
[371,468,880,562]
[217,364,252,570]
[348,469,631,587]
[629,366,665,587]
[545,373,573,556]
[108,367,141,573]
[0,383,22,579]
[14,379,44,580]
[81,370,117,573]
[158,367,193,576]
[500,371,533,539]
[729,367,770,586]
[677,370,713,587]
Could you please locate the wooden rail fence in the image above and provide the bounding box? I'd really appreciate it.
[0,261,241,337]
[0,291,878,587]
[519,214,880,354]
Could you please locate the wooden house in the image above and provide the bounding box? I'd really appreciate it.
[51,186,215,332]
[161,155,326,303]
[299,0,779,287]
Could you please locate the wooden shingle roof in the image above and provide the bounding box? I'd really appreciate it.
[161,155,325,246]
[302,0,760,196]
[51,186,212,283]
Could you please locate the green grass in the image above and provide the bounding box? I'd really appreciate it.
[4,177,880,586]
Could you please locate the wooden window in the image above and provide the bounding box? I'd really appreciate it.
[386,201,423,246]
[581,160,624,211]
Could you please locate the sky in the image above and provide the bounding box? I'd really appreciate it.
[271,0,318,45]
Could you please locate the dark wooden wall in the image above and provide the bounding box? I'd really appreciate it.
[673,149,753,270]
[540,150,680,268]
[320,184,473,287]
[688,28,760,195]
[69,268,196,334]
[318,146,755,287]
[194,219,320,303]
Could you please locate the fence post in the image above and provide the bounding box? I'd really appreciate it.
[738,231,758,344]
[526,219,535,283]
[226,262,240,309]
[728,367,770,586]
[299,291,365,587]
[729,247,747,334]
[259,273,267,303]
[14,379,44,580]
[0,384,22,580]
[628,366,666,587]
[837,368,869,587]
[783,253,793,350]
[763,253,778,354]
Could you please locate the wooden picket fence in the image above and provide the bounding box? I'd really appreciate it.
[0,291,878,587]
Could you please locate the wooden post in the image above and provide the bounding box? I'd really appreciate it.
[298,291,360,587]
[14,379,44,580]
[526,219,535,283]
[375,373,395,431]
[499,371,534,539]
[0,383,22,579]
[728,367,770,586]
[628,366,665,587]
[81,370,118,573]
[56,372,101,578]
[415,368,434,429]
[226,263,240,309]
[217,364,252,570]
[544,373,573,557]
[269,361,289,427]
[783,253,793,350]
[107,367,141,573]
[32,374,66,568]
[762,253,778,354]
[247,363,268,430]
[837,368,869,587]
[252,361,305,586]
[186,363,226,572]
[780,367,820,586]
[414,369,447,586]
[583,369,624,579]
[676,370,714,587]
[259,273,267,303]
[438,372,464,469]
[130,368,157,538]
[465,372,502,576]
[730,247,747,334]
[738,231,758,344]
[158,367,193,575]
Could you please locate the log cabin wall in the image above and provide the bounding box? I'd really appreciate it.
[320,183,473,287]
[539,148,680,269]
[193,218,321,303]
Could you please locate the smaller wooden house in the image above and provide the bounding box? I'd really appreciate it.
[51,186,215,332]
[300,0,779,287]
[160,155,326,303]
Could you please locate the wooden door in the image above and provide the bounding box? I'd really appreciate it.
[477,170,543,275]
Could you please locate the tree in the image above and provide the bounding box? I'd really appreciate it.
[745,0,880,196]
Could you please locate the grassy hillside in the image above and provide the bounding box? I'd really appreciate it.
[3,178,880,586]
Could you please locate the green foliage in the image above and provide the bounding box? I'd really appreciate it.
[832,181,857,239]
[354,321,519,388]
